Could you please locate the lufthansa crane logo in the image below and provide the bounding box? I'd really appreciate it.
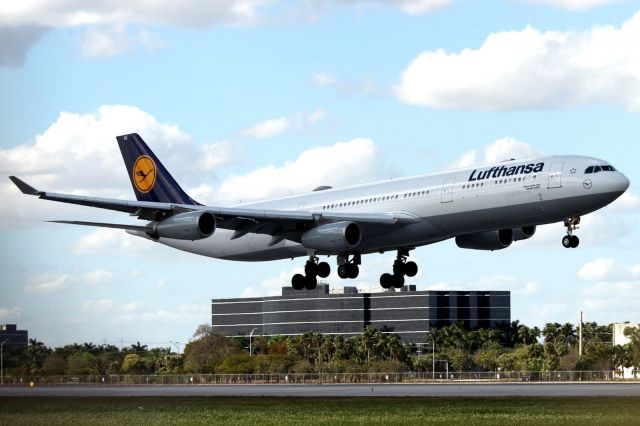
[133,155,156,193]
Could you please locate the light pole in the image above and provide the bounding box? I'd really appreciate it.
[426,331,435,380]
[249,328,257,357]
[1,339,7,386]
[169,341,180,354]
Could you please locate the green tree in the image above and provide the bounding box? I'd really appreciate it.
[67,352,96,375]
[217,353,255,374]
[182,325,243,373]
[122,353,146,374]
[42,355,68,376]
[473,341,503,371]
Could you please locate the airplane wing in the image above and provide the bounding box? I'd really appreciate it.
[9,176,417,238]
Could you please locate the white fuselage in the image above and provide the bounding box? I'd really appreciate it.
[148,155,629,261]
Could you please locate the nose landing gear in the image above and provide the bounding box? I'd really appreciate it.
[562,215,580,248]
[380,249,418,289]
[291,256,331,290]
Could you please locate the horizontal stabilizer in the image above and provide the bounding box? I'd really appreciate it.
[48,220,152,232]
[9,176,40,195]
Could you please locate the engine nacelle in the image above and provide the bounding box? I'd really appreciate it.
[301,221,362,252]
[153,211,216,240]
[513,225,536,241]
[455,228,513,251]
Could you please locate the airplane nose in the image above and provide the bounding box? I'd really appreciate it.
[616,173,630,193]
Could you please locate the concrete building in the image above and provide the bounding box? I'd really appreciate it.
[0,324,28,349]
[211,285,510,343]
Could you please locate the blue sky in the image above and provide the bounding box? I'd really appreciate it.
[1,0,639,348]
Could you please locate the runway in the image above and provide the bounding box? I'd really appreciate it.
[1,383,639,398]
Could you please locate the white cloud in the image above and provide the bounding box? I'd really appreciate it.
[521,0,625,11]
[81,298,114,314]
[579,281,640,324]
[447,137,543,169]
[391,0,452,14]
[0,24,48,67]
[25,273,69,292]
[577,258,640,281]
[241,267,304,297]
[24,269,115,292]
[0,307,22,321]
[0,104,233,228]
[80,23,132,58]
[426,274,541,296]
[136,29,168,51]
[330,0,451,15]
[311,72,337,87]
[72,228,155,256]
[395,11,640,112]
[242,116,291,140]
[213,137,383,203]
[112,303,209,323]
[306,109,326,125]
[0,1,269,63]
[1,1,268,29]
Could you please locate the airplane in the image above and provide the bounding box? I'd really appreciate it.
[9,133,630,290]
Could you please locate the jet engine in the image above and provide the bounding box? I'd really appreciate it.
[513,225,536,241]
[455,228,513,251]
[152,211,216,240]
[301,221,362,252]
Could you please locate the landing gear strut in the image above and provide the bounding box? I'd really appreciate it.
[337,254,360,279]
[562,215,580,249]
[380,249,418,289]
[291,256,330,290]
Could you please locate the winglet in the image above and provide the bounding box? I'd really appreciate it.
[9,176,41,195]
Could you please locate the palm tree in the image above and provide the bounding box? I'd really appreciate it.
[358,326,377,364]
[129,341,148,356]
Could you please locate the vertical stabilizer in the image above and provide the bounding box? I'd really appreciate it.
[117,133,200,205]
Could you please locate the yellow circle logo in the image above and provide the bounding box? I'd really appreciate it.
[133,155,156,193]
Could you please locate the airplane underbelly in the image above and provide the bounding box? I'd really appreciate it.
[158,229,306,261]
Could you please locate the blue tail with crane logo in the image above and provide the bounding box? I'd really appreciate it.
[117,133,200,205]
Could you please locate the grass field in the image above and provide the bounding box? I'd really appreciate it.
[1,396,639,425]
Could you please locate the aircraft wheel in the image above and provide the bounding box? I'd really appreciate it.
[380,273,393,289]
[317,262,331,278]
[304,275,317,290]
[562,235,572,248]
[305,261,318,277]
[392,274,405,289]
[337,265,349,279]
[570,235,580,248]
[347,264,359,279]
[404,261,418,277]
[393,260,405,276]
[292,274,306,290]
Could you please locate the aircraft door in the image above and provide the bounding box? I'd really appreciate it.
[441,177,455,203]
[547,162,564,189]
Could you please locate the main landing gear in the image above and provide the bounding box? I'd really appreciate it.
[337,254,360,280]
[291,256,330,290]
[380,249,418,289]
[562,215,580,249]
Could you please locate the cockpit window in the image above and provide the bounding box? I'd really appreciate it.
[601,165,616,172]
[585,166,594,174]
[593,165,602,173]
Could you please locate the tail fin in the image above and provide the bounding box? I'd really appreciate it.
[117,133,200,205]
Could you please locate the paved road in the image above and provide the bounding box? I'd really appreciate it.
[1,383,639,397]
